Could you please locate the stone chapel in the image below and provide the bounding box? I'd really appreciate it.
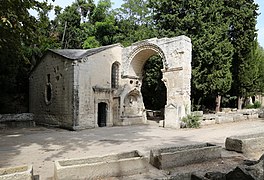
[29,35,192,130]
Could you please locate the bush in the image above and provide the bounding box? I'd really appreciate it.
[182,114,200,128]
[253,101,261,108]
[245,101,262,109]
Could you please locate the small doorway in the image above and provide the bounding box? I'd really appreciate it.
[98,102,107,127]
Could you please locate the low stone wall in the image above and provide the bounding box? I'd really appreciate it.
[199,109,260,126]
[0,113,35,129]
[225,133,264,158]
[149,143,221,169]
[0,165,33,180]
[54,150,149,180]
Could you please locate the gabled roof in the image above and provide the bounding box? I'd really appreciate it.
[29,43,122,76]
[49,43,121,60]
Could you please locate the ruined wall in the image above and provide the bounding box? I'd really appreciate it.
[29,53,74,129]
[77,46,123,128]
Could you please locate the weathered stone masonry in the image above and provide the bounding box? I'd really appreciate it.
[29,35,192,130]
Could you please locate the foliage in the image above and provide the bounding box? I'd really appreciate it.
[245,101,261,109]
[114,0,155,46]
[227,0,259,107]
[182,114,200,128]
[149,0,234,111]
[0,0,40,112]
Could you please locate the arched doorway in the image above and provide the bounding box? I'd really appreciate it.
[98,102,107,127]
[141,55,167,120]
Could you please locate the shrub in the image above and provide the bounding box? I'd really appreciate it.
[182,114,200,128]
[253,101,261,108]
[245,101,262,109]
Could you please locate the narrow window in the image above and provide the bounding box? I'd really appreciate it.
[46,84,52,102]
[45,74,52,104]
[111,62,119,89]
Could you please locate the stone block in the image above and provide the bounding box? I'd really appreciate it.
[247,114,259,120]
[200,120,216,126]
[159,120,164,127]
[149,143,221,169]
[0,113,35,128]
[54,150,149,180]
[0,165,33,180]
[191,111,203,117]
[225,133,264,156]
[233,114,247,122]
[215,116,234,124]
[221,108,232,113]
[164,104,180,129]
[202,114,216,121]
[225,166,256,180]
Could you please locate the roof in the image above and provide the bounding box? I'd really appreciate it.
[49,43,121,60]
[29,43,122,76]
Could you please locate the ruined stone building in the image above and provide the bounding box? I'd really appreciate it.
[29,35,192,130]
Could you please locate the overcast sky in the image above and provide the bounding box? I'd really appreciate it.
[35,0,264,47]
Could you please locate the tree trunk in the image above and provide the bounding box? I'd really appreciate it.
[215,95,221,112]
[238,96,243,109]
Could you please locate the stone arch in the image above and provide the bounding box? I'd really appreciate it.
[127,43,168,77]
[120,36,192,128]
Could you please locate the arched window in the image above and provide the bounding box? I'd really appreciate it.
[111,62,119,89]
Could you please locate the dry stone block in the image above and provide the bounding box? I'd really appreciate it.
[200,120,216,126]
[247,114,259,120]
[225,133,264,157]
[0,165,33,180]
[215,116,234,124]
[54,150,148,180]
[233,114,247,122]
[191,111,203,117]
[149,143,221,169]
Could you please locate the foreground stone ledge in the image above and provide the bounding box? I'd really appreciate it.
[225,133,264,157]
[0,165,33,180]
[54,150,149,180]
[0,113,35,128]
[149,143,221,169]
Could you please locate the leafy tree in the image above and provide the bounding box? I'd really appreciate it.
[226,0,259,109]
[114,0,155,46]
[149,0,234,111]
[0,0,40,112]
[254,43,264,94]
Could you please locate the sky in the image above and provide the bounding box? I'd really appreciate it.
[37,0,264,47]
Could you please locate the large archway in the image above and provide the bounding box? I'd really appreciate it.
[121,36,192,128]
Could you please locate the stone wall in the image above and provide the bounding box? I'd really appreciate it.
[199,109,260,126]
[77,46,122,128]
[0,113,34,129]
[29,53,75,129]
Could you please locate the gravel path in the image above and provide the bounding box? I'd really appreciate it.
[1,118,264,179]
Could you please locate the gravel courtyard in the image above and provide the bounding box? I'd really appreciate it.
[1,119,264,179]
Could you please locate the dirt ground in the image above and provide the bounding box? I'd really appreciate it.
[1,119,264,179]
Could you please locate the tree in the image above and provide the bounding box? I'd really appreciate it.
[0,0,39,112]
[226,0,259,109]
[254,43,264,94]
[114,0,155,46]
[149,0,234,111]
